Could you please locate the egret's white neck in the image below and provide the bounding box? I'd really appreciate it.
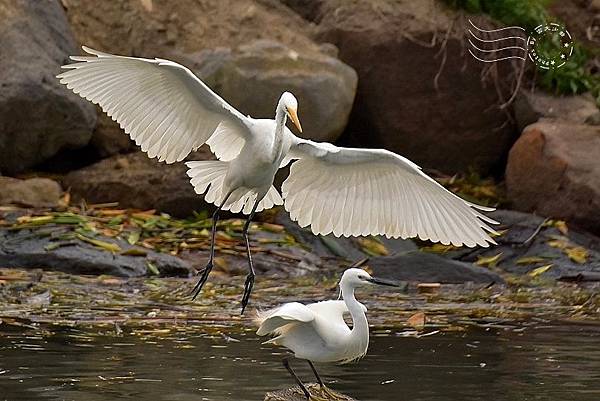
[341,281,369,352]
[272,100,287,160]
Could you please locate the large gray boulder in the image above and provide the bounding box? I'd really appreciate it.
[290,0,517,174]
[185,40,357,142]
[506,120,600,236]
[0,0,96,174]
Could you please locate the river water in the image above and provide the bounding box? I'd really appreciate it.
[1,322,599,401]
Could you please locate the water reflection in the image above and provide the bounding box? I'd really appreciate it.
[1,324,599,401]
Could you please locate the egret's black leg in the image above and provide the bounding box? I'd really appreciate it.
[283,358,311,400]
[307,361,324,387]
[190,192,232,301]
[240,199,260,314]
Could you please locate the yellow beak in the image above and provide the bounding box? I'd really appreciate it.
[287,107,303,133]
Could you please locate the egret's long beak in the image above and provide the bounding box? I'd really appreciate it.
[287,107,303,133]
[366,277,400,287]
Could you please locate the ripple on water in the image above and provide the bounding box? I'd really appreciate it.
[0,324,599,401]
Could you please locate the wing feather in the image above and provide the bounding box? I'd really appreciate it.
[282,140,498,247]
[256,302,315,336]
[58,46,251,164]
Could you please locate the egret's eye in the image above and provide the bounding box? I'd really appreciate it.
[358,275,367,280]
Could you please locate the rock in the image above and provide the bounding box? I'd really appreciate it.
[506,120,600,235]
[451,210,600,278]
[62,0,355,152]
[0,228,191,277]
[62,149,215,217]
[369,252,504,284]
[513,91,600,132]
[548,0,600,48]
[0,177,63,208]
[0,0,96,174]
[265,384,356,401]
[89,111,136,158]
[64,0,320,58]
[274,209,417,262]
[308,0,516,174]
[185,40,357,142]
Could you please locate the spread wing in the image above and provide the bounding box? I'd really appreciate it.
[282,139,498,247]
[256,302,314,336]
[57,46,251,163]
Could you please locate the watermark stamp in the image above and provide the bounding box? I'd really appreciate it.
[527,23,573,69]
[468,19,573,70]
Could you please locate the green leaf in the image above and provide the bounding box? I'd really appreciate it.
[146,262,160,276]
[127,231,140,245]
[516,256,549,265]
[121,248,148,256]
[475,252,503,268]
[75,233,122,253]
[529,264,553,277]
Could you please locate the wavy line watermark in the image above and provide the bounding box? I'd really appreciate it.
[468,19,574,70]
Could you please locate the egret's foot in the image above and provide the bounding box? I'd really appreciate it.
[190,261,213,301]
[308,394,330,401]
[240,272,255,314]
[303,386,331,401]
[317,384,346,400]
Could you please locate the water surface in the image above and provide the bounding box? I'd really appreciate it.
[1,323,599,401]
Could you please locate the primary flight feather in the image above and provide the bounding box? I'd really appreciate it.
[58,47,498,312]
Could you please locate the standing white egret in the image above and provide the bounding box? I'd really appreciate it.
[256,268,398,400]
[58,46,498,313]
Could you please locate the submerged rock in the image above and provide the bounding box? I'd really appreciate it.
[0,0,96,174]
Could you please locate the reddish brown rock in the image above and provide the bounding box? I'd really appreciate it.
[506,120,600,235]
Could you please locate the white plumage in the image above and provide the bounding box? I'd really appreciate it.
[256,268,397,398]
[257,299,368,364]
[58,46,498,311]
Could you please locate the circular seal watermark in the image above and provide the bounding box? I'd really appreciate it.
[527,23,573,69]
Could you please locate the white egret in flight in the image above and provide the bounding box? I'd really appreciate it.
[256,268,399,400]
[58,47,497,313]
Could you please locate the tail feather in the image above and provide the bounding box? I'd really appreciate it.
[186,161,229,206]
[185,161,283,214]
